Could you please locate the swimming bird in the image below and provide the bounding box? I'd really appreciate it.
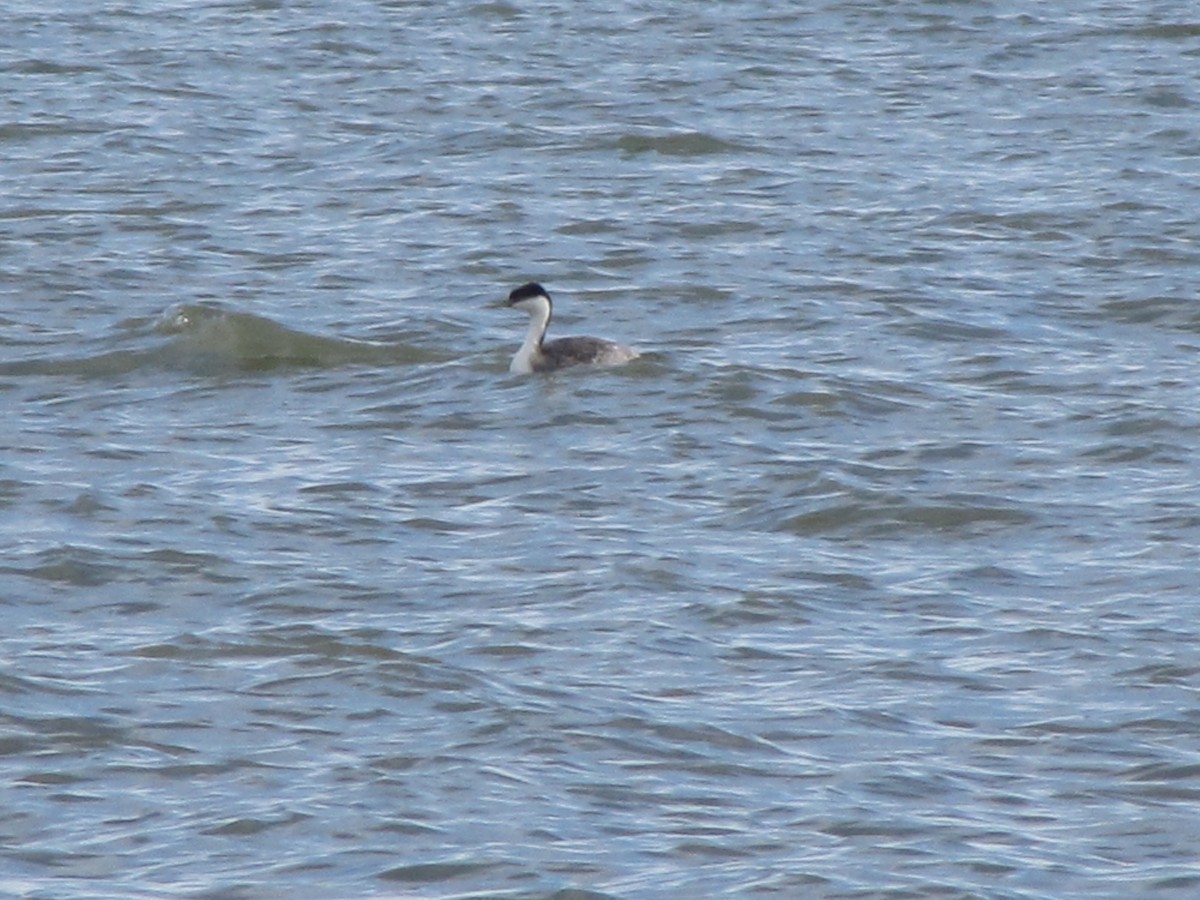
[502,282,639,374]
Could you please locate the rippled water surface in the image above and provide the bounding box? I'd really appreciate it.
[4,2,1200,897]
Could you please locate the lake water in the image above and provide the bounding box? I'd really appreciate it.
[4,2,1200,897]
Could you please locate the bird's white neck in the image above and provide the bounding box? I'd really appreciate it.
[509,294,552,373]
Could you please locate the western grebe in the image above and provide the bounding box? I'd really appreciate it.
[502,282,639,374]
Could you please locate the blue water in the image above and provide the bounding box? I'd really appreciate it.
[4,3,1200,897]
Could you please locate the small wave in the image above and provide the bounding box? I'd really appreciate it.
[152,304,416,373]
[737,490,1036,538]
[614,131,746,157]
[1,304,434,379]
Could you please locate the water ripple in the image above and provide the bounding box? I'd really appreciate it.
[5,1,1200,897]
